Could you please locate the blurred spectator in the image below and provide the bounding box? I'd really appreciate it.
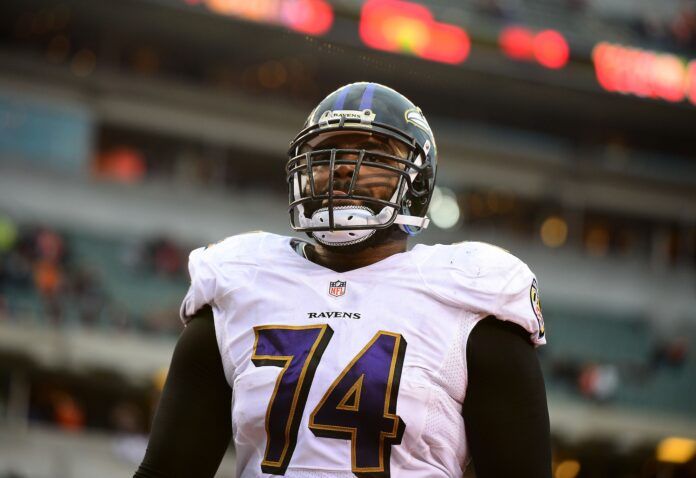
[93,146,147,184]
[110,400,146,434]
[1,232,35,290]
[476,0,516,20]
[551,357,583,386]
[71,267,108,326]
[578,363,620,402]
[51,390,86,432]
[0,222,191,333]
[637,12,671,46]
[634,2,696,52]
[670,3,696,50]
[651,337,690,370]
[31,384,85,431]
[565,0,587,13]
[32,229,67,323]
[152,238,184,278]
[123,236,187,280]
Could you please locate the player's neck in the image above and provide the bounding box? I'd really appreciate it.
[306,238,408,272]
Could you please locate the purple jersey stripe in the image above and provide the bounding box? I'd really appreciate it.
[332,86,350,110]
[358,83,376,111]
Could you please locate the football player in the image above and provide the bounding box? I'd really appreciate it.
[134,82,550,478]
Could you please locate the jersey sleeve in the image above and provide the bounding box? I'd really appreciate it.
[432,242,546,346]
[179,233,262,325]
[179,246,217,323]
[494,258,546,346]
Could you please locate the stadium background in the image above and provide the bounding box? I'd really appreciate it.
[0,0,695,476]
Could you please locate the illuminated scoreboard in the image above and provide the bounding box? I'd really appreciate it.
[171,0,696,109]
[499,26,569,69]
[593,42,696,107]
[184,0,334,35]
[359,0,470,64]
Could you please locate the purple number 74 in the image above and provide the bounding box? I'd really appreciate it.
[252,324,407,477]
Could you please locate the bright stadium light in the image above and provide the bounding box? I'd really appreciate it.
[360,0,470,64]
[534,30,569,69]
[688,60,696,105]
[201,0,334,36]
[540,215,568,248]
[429,187,461,229]
[500,26,535,60]
[657,437,696,464]
[593,42,695,105]
[500,26,569,69]
[555,460,581,478]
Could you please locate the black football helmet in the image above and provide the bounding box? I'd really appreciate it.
[287,82,437,246]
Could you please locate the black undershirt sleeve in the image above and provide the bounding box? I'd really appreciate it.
[134,305,232,478]
[463,316,551,478]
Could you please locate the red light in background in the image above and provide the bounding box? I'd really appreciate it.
[360,0,470,64]
[687,60,696,106]
[591,42,613,90]
[652,54,686,102]
[500,26,569,69]
[593,42,692,105]
[282,0,333,35]
[422,22,470,64]
[533,30,569,69]
[360,0,432,54]
[202,0,333,36]
[499,26,534,60]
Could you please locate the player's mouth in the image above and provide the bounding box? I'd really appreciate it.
[320,188,376,207]
[322,197,361,208]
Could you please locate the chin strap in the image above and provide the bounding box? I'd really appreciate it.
[302,205,429,246]
[395,214,430,228]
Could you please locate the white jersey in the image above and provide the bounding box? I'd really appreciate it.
[180,232,545,478]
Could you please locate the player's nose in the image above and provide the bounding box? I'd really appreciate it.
[333,163,354,180]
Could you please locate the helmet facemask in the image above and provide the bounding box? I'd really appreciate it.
[287,124,432,247]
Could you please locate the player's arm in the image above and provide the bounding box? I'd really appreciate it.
[463,316,551,478]
[134,305,231,478]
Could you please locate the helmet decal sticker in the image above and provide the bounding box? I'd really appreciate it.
[405,107,433,137]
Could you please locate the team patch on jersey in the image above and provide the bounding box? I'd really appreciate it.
[329,280,346,297]
[530,278,545,337]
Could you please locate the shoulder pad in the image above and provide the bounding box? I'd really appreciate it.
[424,241,545,346]
[179,232,266,323]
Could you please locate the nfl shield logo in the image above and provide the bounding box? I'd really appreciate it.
[329,280,346,297]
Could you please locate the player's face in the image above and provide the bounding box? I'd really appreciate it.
[299,131,409,210]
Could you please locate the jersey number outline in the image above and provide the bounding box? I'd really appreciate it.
[252,325,407,477]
